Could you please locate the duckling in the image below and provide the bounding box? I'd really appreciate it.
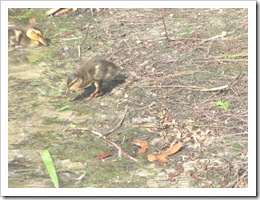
[66,58,120,99]
[8,25,48,47]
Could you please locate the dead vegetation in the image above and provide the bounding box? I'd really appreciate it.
[8,8,248,188]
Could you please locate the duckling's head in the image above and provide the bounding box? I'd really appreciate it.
[65,74,83,96]
[26,27,48,46]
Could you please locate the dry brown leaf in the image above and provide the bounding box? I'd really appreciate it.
[147,153,157,162]
[242,19,248,26]
[98,41,104,46]
[145,43,154,48]
[45,8,73,16]
[132,140,148,155]
[28,18,36,24]
[147,142,183,163]
[165,142,183,155]
[55,8,72,15]
[45,8,61,16]
[155,153,170,163]
[60,32,71,38]
[96,151,113,160]
[147,152,170,163]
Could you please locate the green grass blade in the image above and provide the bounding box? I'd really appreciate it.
[39,150,59,188]
[57,104,70,111]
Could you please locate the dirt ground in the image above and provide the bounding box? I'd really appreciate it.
[8,8,248,188]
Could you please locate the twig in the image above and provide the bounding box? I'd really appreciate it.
[105,107,128,136]
[59,37,82,41]
[81,18,94,46]
[70,127,138,162]
[123,39,132,49]
[138,72,243,92]
[195,59,248,63]
[77,45,81,58]
[225,170,248,188]
[160,9,169,40]
[138,84,205,90]
[206,40,214,56]
[200,31,227,44]
[222,132,248,138]
[200,73,243,92]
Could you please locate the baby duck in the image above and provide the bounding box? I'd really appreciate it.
[8,26,48,47]
[66,58,120,99]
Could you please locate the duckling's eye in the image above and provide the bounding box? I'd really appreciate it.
[32,30,41,36]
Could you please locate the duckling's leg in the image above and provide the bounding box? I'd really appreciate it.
[87,80,102,100]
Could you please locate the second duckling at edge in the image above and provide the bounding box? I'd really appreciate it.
[8,25,48,48]
[66,58,120,100]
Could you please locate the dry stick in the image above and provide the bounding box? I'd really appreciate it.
[200,31,227,44]
[77,17,95,58]
[139,72,243,92]
[195,59,248,63]
[225,170,248,188]
[71,127,138,162]
[199,72,243,92]
[81,18,94,46]
[105,107,128,136]
[139,84,205,90]
[69,107,137,162]
[161,9,169,40]
[77,45,81,58]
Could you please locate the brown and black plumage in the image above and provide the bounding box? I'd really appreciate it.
[8,26,48,47]
[66,58,119,99]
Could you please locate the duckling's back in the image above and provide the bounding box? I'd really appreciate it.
[76,59,119,86]
[8,27,24,46]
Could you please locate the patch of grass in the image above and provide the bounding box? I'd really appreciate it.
[232,143,245,150]
[42,116,63,125]
[221,53,248,59]
[36,88,47,95]
[9,8,35,19]
[28,48,54,64]
[9,8,46,23]
[46,81,66,97]
[29,80,41,86]
[39,150,59,188]
[211,100,230,110]
[57,104,71,111]
[180,25,194,36]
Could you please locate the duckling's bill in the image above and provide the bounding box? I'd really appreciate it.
[39,38,48,46]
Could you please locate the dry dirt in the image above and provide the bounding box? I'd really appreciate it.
[8,8,248,188]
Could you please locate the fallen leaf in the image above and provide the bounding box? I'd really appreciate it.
[45,8,73,16]
[145,43,154,48]
[45,8,61,16]
[132,140,148,155]
[60,32,71,38]
[147,142,183,163]
[147,153,157,162]
[96,151,113,160]
[98,41,104,46]
[28,18,37,24]
[165,142,183,155]
[147,152,170,163]
[55,8,72,15]
[242,19,248,26]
